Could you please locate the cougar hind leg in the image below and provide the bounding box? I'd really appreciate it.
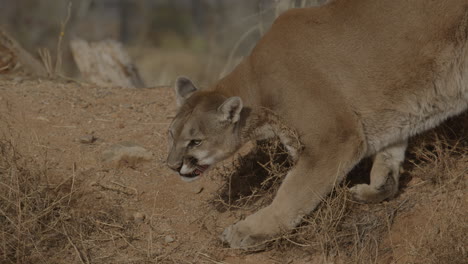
[350,139,408,203]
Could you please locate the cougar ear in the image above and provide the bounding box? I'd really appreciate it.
[175,76,199,106]
[218,97,243,123]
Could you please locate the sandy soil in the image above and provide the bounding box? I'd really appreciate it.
[0,74,466,264]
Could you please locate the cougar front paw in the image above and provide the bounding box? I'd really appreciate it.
[350,184,391,203]
[220,220,268,250]
[350,184,371,202]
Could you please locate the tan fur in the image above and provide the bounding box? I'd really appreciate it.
[167,0,468,249]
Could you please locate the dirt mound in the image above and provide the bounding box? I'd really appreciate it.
[0,75,466,263]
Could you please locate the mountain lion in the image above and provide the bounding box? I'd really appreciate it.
[166,0,468,249]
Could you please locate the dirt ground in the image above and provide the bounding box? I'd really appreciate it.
[0,73,466,264]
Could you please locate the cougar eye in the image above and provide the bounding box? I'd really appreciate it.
[188,140,202,147]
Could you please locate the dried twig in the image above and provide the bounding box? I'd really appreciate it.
[55,1,72,75]
[62,223,89,264]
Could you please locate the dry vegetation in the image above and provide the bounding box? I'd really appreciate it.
[0,78,466,264]
[0,1,467,263]
[0,131,139,263]
[211,113,468,263]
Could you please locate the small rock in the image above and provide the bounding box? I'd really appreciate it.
[79,135,97,144]
[36,116,50,122]
[164,235,175,243]
[121,104,133,109]
[101,141,153,167]
[192,185,204,194]
[133,212,146,223]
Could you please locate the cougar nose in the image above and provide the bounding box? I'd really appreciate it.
[167,161,182,172]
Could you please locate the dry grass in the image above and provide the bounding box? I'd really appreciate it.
[37,2,71,78]
[0,137,66,263]
[0,136,137,263]
[213,112,467,263]
[401,113,468,264]
[213,140,293,213]
[404,195,467,264]
[212,138,395,261]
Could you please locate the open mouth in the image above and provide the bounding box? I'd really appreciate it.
[181,164,210,178]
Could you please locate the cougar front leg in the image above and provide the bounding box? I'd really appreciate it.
[221,140,363,249]
[350,139,408,203]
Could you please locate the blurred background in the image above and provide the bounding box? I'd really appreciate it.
[0,0,326,86]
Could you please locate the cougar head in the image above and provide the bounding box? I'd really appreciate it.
[166,77,244,182]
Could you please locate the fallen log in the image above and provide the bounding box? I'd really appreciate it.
[70,38,145,88]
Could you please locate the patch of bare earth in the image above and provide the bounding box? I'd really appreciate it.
[0,74,466,263]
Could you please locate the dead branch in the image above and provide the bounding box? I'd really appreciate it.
[0,28,47,76]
